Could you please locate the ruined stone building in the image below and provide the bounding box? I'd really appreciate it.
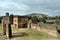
[2,13,29,28]
[2,13,60,38]
[2,13,12,38]
[13,16,29,28]
[2,13,29,38]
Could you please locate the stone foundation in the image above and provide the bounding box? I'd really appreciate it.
[30,23,60,37]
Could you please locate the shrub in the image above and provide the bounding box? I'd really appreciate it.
[38,18,46,23]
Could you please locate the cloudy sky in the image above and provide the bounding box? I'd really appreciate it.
[0,0,60,16]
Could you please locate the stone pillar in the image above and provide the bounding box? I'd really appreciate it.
[3,24,6,35]
[27,22,31,28]
[27,20,32,28]
[6,24,12,38]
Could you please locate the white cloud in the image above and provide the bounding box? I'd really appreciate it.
[0,1,29,11]
[0,0,60,16]
[14,3,29,11]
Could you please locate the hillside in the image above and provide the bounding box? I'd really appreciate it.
[27,13,48,18]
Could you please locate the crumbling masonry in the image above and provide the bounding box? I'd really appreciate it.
[2,13,12,38]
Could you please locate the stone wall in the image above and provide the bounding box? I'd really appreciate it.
[30,23,59,37]
[2,13,12,38]
[31,23,40,31]
[13,16,29,28]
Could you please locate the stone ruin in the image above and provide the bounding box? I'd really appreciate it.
[2,13,13,38]
[29,22,60,37]
[28,19,60,37]
[2,13,29,38]
[1,12,60,38]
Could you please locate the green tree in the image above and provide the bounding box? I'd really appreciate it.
[38,18,46,23]
[31,16,39,23]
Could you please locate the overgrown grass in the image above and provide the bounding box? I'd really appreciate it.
[0,24,3,33]
[0,24,59,40]
[27,29,57,39]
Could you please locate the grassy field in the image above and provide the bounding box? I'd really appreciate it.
[0,24,59,40]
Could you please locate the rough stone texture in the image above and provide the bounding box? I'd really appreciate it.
[27,20,32,28]
[30,23,60,37]
[6,24,12,38]
[2,13,12,38]
[13,16,29,28]
[41,28,57,37]
[3,24,6,35]
[31,23,40,31]
[2,13,29,38]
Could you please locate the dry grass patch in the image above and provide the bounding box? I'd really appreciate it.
[0,24,59,40]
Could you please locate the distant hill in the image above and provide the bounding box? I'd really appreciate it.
[27,13,48,18]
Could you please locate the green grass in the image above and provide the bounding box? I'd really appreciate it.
[0,24,3,33]
[0,24,59,40]
[26,29,58,39]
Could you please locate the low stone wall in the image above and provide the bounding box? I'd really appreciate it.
[31,23,40,31]
[41,28,58,37]
[31,23,59,37]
